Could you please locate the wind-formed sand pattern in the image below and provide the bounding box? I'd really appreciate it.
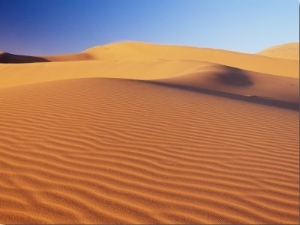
[0,42,298,224]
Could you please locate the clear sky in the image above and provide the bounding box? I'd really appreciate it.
[0,0,298,55]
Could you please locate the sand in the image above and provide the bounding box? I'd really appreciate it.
[258,42,299,60]
[0,42,298,224]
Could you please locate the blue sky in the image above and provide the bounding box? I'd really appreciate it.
[0,0,298,55]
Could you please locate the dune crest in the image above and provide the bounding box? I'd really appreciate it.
[258,42,299,60]
[1,41,298,77]
[83,41,299,77]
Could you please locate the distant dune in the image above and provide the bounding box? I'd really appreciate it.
[0,42,298,224]
[0,52,49,63]
[258,42,299,60]
[1,42,298,77]
[82,42,299,77]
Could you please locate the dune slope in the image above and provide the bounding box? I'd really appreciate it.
[0,52,49,63]
[0,58,298,102]
[153,64,299,108]
[1,41,298,77]
[258,43,299,60]
[82,41,299,77]
[0,78,298,224]
[0,60,297,110]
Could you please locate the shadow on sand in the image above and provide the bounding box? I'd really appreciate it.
[0,52,49,63]
[212,66,254,86]
[137,80,298,111]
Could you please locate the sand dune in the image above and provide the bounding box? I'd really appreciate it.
[0,51,93,63]
[0,42,298,224]
[1,42,298,77]
[0,59,208,89]
[154,64,299,107]
[82,42,299,77]
[0,52,49,63]
[0,60,298,109]
[44,52,94,62]
[0,57,298,90]
[258,42,299,60]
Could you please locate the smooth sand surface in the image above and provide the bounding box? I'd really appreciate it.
[0,42,298,224]
[258,42,299,60]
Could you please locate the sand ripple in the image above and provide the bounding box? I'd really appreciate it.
[0,78,298,223]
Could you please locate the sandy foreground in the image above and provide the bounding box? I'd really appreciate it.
[0,42,298,224]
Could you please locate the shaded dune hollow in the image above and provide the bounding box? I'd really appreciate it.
[0,52,49,63]
[153,64,299,110]
[0,51,94,63]
[0,78,298,224]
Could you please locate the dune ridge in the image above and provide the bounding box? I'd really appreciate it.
[82,41,299,77]
[258,42,299,60]
[0,59,297,110]
[0,41,298,224]
[1,41,298,77]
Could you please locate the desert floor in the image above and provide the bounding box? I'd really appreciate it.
[0,42,298,224]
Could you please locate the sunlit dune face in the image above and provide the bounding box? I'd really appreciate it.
[258,43,299,60]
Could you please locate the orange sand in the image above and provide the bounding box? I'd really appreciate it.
[0,42,298,224]
[258,42,299,60]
